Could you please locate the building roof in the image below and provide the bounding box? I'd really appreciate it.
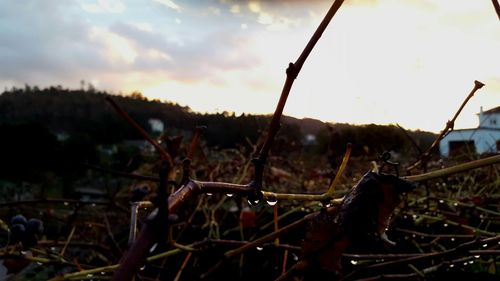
[483,106,500,114]
[448,127,500,132]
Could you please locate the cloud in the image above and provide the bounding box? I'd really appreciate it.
[153,0,181,12]
[79,0,126,13]
[244,1,310,31]
[89,27,138,65]
[109,21,260,82]
[0,1,113,87]
[230,4,241,14]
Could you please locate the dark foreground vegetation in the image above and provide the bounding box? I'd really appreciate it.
[0,85,498,281]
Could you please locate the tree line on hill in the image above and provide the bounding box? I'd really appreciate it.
[0,85,435,184]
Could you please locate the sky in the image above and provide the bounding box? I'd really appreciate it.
[0,0,499,133]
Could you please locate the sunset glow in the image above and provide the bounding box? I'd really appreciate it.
[1,0,499,132]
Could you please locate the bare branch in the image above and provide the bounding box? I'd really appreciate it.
[254,0,346,188]
[406,80,484,172]
[493,0,500,20]
[106,97,173,166]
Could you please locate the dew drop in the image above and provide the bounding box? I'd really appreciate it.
[439,200,444,204]
[100,272,106,275]
[247,199,260,206]
[449,264,454,268]
[87,274,94,277]
[256,246,263,251]
[140,265,146,271]
[469,260,474,264]
[326,203,333,208]
[453,202,458,207]
[91,203,96,207]
[350,260,358,265]
[21,251,27,255]
[266,199,278,206]
[150,243,158,253]
[463,262,468,266]
[292,254,299,261]
[474,255,480,259]
[64,202,69,206]
[412,215,418,219]
[36,262,43,265]
[226,193,234,197]
[483,243,488,248]
[451,238,455,241]
[207,193,213,196]
[443,223,448,227]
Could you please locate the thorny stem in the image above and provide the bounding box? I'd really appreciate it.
[407,80,485,172]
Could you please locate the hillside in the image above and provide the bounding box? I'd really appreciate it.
[0,85,436,156]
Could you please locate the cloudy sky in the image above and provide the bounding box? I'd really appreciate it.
[1,0,499,132]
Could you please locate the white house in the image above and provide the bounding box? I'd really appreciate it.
[148,118,164,133]
[440,106,500,157]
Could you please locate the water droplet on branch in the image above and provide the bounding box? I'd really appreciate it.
[266,199,278,206]
[248,199,260,206]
